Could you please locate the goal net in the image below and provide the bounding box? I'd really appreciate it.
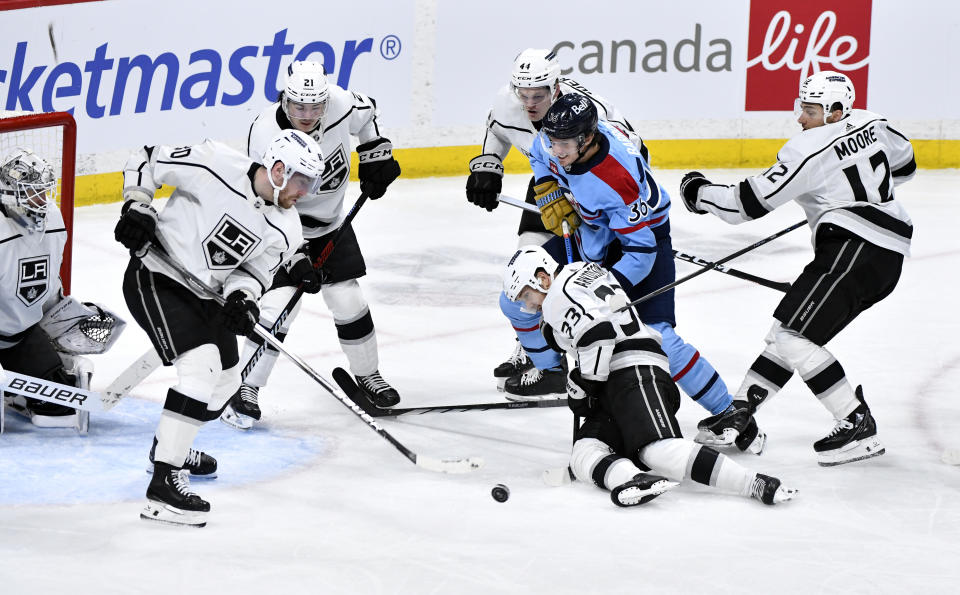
[0,110,76,294]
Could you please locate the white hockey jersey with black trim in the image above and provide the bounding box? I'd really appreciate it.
[480,78,648,163]
[247,84,382,239]
[122,140,303,300]
[541,262,669,382]
[0,208,65,343]
[697,109,916,256]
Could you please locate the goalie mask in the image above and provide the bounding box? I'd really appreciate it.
[282,60,330,139]
[38,296,127,355]
[262,129,324,204]
[503,246,559,312]
[796,70,855,124]
[0,148,56,232]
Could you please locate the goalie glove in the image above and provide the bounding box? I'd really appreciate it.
[465,154,504,211]
[220,290,259,336]
[286,251,321,294]
[534,178,579,236]
[679,171,710,215]
[357,138,401,199]
[566,367,605,417]
[114,197,158,251]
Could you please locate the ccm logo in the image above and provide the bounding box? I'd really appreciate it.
[8,377,87,405]
[359,148,392,162]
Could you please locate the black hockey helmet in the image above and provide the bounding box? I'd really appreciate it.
[541,93,598,143]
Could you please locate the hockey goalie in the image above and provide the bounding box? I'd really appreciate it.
[0,148,125,434]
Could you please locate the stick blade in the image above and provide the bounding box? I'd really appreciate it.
[331,367,384,416]
[415,455,485,474]
[542,466,575,487]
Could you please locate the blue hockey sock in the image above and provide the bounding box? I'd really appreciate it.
[650,322,733,415]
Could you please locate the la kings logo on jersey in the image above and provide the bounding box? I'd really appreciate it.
[317,144,348,192]
[17,256,49,307]
[203,215,261,270]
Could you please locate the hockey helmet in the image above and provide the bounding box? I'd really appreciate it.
[0,147,56,232]
[262,129,325,202]
[282,60,330,135]
[797,70,855,123]
[503,246,559,306]
[511,48,561,92]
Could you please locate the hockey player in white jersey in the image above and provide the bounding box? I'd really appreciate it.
[115,129,322,526]
[680,71,916,467]
[466,49,649,394]
[222,60,402,428]
[0,148,100,431]
[503,246,796,507]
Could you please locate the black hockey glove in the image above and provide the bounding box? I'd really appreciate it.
[220,290,260,336]
[541,321,562,353]
[286,252,321,294]
[465,154,504,211]
[679,171,710,215]
[566,368,605,417]
[357,138,401,199]
[114,199,158,252]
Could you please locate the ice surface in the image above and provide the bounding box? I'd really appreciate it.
[1,169,959,594]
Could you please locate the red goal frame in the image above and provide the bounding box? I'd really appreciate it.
[0,111,76,295]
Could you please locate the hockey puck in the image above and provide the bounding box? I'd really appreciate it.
[491,484,510,502]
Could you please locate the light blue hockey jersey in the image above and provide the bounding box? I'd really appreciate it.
[529,120,671,288]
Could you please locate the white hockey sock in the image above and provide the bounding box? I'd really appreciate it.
[154,412,202,467]
[773,324,858,419]
[241,286,303,387]
[207,364,240,414]
[323,280,379,376]
[640,438,754,495]
[570,438,643,489]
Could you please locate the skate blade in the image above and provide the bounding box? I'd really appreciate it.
[613,480,679,507]
[694,428,738,446]
[219,406,253,430]
[140,501,207,528]
[817,436,885,466]
[504,392,564,403]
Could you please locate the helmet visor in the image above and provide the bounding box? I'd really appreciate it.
[287,171,322,195]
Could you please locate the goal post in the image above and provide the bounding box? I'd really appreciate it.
[0,110,77,295]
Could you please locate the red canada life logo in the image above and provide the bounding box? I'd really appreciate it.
[745,1,872,111]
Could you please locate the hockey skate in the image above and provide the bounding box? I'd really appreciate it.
[503,365,566,401]
[494,340,534,391]
[748,473,797,505]
[147,437,217,479]
[694,386,767,454]
[610,472,679,507]
[356,371,401,408]
[814,386,884,466]
[220,384,261,430]
[141,462,210,528]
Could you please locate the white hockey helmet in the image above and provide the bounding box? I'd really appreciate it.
[511,49,561,92]
[797,70,855,123]
[503,246,559,302]
[282,60,330,134]
[262,129,325,203]
[0,147,56,232]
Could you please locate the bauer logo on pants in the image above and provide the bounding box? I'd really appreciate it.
[744,1,872,111]
[17,256,49,307]
[203,215,262,269]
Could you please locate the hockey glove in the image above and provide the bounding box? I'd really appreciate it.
[566,367,605,417]
[286,252,321,294]
[220,290,260,336]
[541,321,563,353]
[114,199,158,252]
[357,138,401,199]
[465,154,504,211]
[679,171,710,215]
[534,178,579,236]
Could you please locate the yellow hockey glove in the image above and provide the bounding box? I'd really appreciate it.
[534,180,580,236]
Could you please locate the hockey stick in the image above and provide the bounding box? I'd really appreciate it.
[672,250,791,293]
[498,194,790,293]
[101,194,371,408]
[4,371,107,413]
[621,221,806,310]
[332,367,566,416]
[148,246,483,474]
